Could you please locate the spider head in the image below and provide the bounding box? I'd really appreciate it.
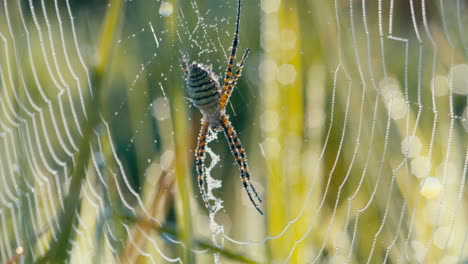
[210,123,223,132]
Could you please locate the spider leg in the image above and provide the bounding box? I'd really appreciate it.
[219,48,249,110]
[221,0,243,101]
[195,119,212,212]
[181,56,189,79]
[220,114,263,215]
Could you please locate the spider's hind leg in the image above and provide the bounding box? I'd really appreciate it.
[220,0,244,107]
[220,48,249,110]
[181,56,190,79]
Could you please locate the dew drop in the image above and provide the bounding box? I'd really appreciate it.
[159,2,174,17]
[16,246,23,255]
[420,177,441,199]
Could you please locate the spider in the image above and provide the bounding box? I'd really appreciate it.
[182,0,263,215]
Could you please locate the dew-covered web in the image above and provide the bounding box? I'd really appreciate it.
[0,0,467,263]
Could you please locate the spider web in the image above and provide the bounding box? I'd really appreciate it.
[0,0,467,263]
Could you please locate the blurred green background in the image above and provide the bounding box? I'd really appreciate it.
[0,0,466,263]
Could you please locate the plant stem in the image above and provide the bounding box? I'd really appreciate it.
[35,0,124,262]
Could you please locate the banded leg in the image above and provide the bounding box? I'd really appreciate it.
[221,0,243,97]
[222,114,262,203]
[181,57,189,79]
[220,114,263,215]
[195,120,212,211]
[220,48,249,110]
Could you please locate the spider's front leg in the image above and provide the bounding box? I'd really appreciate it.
[195,119,212,212]
[220,48,249,110]
[220,114,263,215]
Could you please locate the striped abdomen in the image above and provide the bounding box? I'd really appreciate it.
[187,63,220,112]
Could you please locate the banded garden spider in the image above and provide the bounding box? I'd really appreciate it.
[182,0,263,215]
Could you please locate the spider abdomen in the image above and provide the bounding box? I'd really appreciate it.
[187,63,220,112]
